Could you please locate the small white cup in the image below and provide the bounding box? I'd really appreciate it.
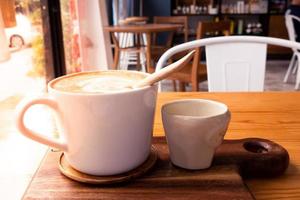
[162,99,231,170]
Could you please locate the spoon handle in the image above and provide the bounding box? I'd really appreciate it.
[133,50,195,88]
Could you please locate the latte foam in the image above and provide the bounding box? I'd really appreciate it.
[51,71,147,93]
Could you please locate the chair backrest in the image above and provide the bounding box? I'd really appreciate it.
[153,16,189,42]
[205,41,266,91]
[189,21,231,89]
[119,16,148,25]
[116,17,149,48]
[285,11,300,52]
[156,36,300,92]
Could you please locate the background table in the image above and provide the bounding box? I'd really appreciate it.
[105,24,182,72]
[24,92,300,199]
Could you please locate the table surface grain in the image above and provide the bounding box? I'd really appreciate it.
[153,92,300,200]
[24,92,300,200]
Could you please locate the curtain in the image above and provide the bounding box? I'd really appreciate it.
[0,8,10,62]
[112,0,142,25]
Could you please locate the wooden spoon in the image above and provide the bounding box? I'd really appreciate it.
[131,50,195,88]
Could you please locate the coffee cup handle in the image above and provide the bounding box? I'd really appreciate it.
[15,97,68,152]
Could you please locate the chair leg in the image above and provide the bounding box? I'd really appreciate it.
[119,51,124,70]
[295,58,300,90]
[136,51,141,71]
[293,60,298,74]
[123,52,130,70]
[140,51,146,72]
[284,53,296,83]
[179,82,186,92]
[172,80,177,91]
[191,80,199,91]
[113,49,120,70]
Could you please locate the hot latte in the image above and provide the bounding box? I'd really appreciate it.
[51,71,147,93]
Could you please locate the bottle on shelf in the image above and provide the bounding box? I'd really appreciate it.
[244,22,263,35]
[237,19,244,34]
[173,0,212,15]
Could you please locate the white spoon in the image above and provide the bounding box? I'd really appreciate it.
[131,50,195,88]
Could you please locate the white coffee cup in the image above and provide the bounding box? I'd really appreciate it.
[161,99,230,170]
[16,70,158,176]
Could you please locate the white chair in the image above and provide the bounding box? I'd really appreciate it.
[156,36,300,92]
[117,32,146,71]
[284,12,300,89]
[117,17,148,71]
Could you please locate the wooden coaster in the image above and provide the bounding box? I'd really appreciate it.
[58,146,158,185]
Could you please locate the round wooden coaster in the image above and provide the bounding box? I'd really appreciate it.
[58,146,158,185]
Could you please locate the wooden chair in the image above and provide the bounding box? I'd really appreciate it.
[151,16,189,63]
[111,16,148,71]
[157,36,300,92]
[153,16,189,43]
[167,21,231,91]
[119,17,149,25]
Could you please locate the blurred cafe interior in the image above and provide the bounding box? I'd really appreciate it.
[1,0,300,199]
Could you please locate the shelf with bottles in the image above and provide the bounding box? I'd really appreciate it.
[168,0,289,55]
[221,0,268,14]
[171,0,276,15]
[172,0,219,15]
[226,18,265,35]
[186,18,265,37]
[188,21,264,38]
[221,13,268,16]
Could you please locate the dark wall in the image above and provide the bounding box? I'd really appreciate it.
[106,0,171,24]
[106,0,143,25]
[143,0,171,20]
[106,0,113,25]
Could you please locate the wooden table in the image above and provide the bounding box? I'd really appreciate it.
[24,92,300,199]
[105,24,182,72]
